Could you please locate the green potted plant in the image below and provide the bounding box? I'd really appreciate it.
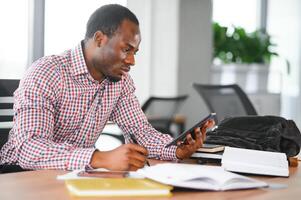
[213,22,278,64]
[212,22,278,92]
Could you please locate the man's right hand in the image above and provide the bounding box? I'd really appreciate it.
[90,143,148,171]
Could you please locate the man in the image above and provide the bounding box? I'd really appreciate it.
[0,4,213,171]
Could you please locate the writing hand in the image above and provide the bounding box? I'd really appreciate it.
[175,119,215,159]
[90,143,148,171]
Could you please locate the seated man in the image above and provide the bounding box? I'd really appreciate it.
[0,4,212,171]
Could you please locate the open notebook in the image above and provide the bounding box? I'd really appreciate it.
[137,163,267,191]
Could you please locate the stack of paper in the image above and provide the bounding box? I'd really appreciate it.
[222,147,289,177]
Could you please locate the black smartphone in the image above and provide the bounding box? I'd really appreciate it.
[165,113,216,148]
[77,170,129,178]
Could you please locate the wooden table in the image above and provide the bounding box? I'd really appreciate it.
[0,160,300,200]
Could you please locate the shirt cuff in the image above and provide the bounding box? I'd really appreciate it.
[66,147,96,170]
[160,145,178,161]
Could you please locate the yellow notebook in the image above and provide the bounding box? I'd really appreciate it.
[65,178,173,197]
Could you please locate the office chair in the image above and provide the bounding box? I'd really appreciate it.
[0,79,29,173]
[192,83,257,123]
[0,79,19,149]
[142,95,188,136]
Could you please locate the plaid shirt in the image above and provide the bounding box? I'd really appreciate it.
[0,43,177,170]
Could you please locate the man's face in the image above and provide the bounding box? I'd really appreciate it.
[92,19,141,82]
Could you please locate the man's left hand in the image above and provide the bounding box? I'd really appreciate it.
[175,120,214,159]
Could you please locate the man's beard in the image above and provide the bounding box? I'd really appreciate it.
[107,75,121,82]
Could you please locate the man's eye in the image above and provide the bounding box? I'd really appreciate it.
[123,48,131,53]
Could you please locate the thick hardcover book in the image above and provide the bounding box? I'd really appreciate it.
[222,147,289,177]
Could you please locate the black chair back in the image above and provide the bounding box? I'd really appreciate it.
[193,83,257,123]
[0,80,35,173]
[142,95,188,136]
[0,79,19,149]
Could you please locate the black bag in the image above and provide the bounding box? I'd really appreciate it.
[206,116,301,157]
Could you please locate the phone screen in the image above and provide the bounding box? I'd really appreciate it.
[165,113,216,148]
[77,170,129,178]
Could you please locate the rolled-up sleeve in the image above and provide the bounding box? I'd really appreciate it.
[13,64,95,170]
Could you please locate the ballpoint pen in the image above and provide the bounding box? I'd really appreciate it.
[129,133,150,166]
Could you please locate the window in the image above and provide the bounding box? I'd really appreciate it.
[267,1,300,95]
[0,0,29,79]
[212,0,284,93]
[44,0,126,55]
[213,0,260,32]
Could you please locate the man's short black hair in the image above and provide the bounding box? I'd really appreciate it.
[85,4,139,40]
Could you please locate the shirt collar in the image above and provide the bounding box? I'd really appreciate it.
[70,41,89,76]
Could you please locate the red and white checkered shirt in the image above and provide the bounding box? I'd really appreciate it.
[0,43,177,170]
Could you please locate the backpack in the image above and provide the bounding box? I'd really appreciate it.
[206,116,301,157]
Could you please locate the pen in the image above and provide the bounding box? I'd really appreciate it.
[129,133,150,166]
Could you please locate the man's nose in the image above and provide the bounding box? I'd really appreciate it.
[125,54,135,66]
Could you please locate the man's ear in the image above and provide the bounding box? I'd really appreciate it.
[93,31,108,47]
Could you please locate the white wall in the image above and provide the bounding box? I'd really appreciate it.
[128,0,213,127]
[177,0,213,127]
[127,0,152,104]
[150,0,179,97]
[128,0,180,104]
[267,0,301,127]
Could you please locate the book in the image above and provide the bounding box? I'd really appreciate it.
[137,163,267,191]
[58,169,172,197]
[65,178,172,197]
[191,146,224,164]
[197,143,225,153]
[191,152,223,160]
[222,147,289,177]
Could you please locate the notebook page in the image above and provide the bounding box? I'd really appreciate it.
[138,163,249,187]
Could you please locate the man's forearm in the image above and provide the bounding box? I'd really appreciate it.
[17,138,96,170]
